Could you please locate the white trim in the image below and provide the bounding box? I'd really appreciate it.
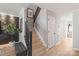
[34,27,47,48]
[73,48,79,51]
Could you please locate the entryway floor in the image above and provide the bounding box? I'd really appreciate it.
[32,30,79,56]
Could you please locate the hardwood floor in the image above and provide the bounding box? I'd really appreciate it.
[0,44,16,56]
[32,30,79,56]
[0,29,79,56]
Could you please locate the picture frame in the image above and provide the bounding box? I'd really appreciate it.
[27,8,33,18]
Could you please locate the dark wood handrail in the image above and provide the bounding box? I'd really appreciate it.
[33,7,41,24]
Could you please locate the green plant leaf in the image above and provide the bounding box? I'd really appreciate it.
[3,23,21,35]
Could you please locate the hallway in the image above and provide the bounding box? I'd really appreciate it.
[32,30,79,56]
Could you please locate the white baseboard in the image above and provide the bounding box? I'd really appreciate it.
[34,27,47,48]
[73,48,79,51]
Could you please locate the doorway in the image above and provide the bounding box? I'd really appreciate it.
[66,22,73,47]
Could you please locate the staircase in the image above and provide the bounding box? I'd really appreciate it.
[32,30,46,56]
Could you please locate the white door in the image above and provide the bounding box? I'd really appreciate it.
[48,15,58,48]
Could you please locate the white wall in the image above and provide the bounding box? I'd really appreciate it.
[19,8,27,47]
[35,8,48,48]
[47,10,59,48]
[73,11,79,49]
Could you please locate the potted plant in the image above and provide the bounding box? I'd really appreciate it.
[3,23,21,42]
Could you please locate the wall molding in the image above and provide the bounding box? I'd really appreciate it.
[34,27,47,48]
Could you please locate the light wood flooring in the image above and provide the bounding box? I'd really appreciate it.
[32,30,79,56]
[0,44,15,56]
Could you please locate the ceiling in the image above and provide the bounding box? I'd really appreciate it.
[0,3,79,16]
[0,3,29,16]
[34,3,79,15]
